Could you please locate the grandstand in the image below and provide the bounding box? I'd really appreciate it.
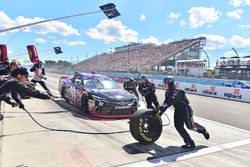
[215,58,250,79]
[73,37,207,76]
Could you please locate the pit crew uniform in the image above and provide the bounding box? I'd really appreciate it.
[138,80,159,109]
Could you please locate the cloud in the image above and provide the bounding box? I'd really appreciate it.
[188,7,221,28]
[140,36,161,44]
[179,19,187,26]
[8,49,13,55]
[168,12,181,24]
[140,36,173,45]
[86,19,138,44]
[196,34,227,50]
[140,14,146,21]
[164,38,173,44]
[35,38,46,43]
[230,35,250,47]
[53,40,86,46]
[229,0,250,7]
[238,24,250,28]
[226,9,244,19]
[0,11,80,36]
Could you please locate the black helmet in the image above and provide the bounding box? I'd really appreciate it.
[12,67,29,77]
[163,76,175,84]
[163,76,175,89]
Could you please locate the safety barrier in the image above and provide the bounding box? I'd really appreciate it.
[151,79,250,103]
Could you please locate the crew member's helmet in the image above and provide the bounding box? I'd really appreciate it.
[12,67,29,77]
[163,76,175,89]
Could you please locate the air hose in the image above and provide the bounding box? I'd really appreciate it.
[22,107,170,136]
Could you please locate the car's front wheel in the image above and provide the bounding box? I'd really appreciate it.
[81,94,89,114]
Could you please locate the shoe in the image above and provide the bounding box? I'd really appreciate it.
[203,131,210,140]
[181,143,195,149]
[0,113,3,121]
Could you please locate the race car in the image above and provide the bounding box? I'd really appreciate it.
[58,72,138,118]
[222,80,250,89]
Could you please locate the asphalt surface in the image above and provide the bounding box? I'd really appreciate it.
[47,72,250,131]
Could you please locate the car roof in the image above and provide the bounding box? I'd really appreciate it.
[78,73,109,79]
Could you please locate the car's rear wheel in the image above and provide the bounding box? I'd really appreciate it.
[81,94,89,114]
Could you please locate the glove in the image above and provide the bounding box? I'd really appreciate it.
[19,103,25,109]
[155,106,165,117]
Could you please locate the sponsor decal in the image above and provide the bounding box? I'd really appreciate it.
[202,86,217,96]
[185,84,197,92]
[224,88,242,99]
[115,106,131,109]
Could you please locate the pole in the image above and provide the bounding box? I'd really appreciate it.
[0,9,116,33]
[232,47,240,79]
[201,49,210,69]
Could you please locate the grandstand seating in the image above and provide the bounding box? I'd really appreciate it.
[73,37,205,72]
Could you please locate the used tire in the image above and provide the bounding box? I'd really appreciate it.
[130,109,162,144]
[81,94,89,114]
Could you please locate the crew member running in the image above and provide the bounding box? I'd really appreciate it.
[157,77,210,149]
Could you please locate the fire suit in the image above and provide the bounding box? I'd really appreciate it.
[123,80,139,100]
[0,78,50,121]
[159,88,207,145]
[138,81,159,109]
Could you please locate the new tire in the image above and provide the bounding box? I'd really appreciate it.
[130,109,162,144]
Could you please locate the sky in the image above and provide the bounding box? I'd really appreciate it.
[0,0,250,68]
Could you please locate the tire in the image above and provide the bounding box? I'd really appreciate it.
[81,94,89,114]
[61,86,66,98]
[130,109,162,144]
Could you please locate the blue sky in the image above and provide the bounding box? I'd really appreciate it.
[1,0,250,68]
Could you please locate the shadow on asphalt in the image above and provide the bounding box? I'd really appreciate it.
[123,142,207,161]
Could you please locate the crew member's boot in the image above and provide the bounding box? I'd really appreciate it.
[181,140,195,149]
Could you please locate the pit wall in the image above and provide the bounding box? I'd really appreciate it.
[151,79,250,103]
[111,76,250,103]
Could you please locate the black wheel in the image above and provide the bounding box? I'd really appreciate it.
[130,109,162,144]
[81,94,89,114]
[61,86,66,97]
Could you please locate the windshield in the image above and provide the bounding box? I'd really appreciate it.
[100,80,121,89]
[84,79,121,89]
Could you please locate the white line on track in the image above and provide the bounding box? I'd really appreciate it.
[118,138,250,167]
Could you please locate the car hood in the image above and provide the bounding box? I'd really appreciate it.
[90,89,136,102]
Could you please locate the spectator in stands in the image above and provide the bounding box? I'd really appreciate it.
[138,76,159,109]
